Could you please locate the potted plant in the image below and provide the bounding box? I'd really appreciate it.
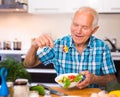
[0,57,31,82]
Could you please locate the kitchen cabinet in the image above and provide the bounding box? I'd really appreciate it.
[66,0,104,13]
[67,0,120,13]
[28,0,120,14]
[111,52,120,82]
[28,0,66,14]
[103,0,120,13]
[26,63,57,85]
[28,0,104,14]
[114,60,120,83]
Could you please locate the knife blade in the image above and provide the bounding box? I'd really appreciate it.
[38,84,68,96]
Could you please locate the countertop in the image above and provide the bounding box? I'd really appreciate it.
[0,50,28,55]
[0,50,120,60]
[111,52,120,60]
[41,87,101,97]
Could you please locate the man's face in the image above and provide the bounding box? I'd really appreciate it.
[71,11,95,46]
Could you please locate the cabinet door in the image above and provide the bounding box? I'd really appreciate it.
[103,0,120,13]
[66,0,89,13]
[88,0,104,13]
[28,0,66,13]
[114,60,120,82]
[66,0,104,13]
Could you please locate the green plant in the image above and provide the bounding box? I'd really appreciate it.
[0,57,31,82]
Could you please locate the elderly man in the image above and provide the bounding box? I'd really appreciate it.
[24,7,116,89]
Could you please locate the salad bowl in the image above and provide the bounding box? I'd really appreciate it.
[55,73,83,88]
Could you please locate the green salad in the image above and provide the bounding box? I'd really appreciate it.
[58,74,83,88]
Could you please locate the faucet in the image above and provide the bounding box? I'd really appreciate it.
[104,38,117,52]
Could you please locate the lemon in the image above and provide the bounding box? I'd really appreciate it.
[109,90,120,97]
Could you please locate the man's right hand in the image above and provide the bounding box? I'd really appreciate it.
[32,34,54,49]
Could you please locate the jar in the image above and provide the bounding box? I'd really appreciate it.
[13,79,29,97]
[13,41,21,50]
[0,41,3,50]
[3,41,11,50]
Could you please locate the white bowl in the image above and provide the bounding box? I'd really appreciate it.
[55,73,83,88]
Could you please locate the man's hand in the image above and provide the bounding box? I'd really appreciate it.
[77,70,95,89]
[77,70,117,89]
[32,34,54,49]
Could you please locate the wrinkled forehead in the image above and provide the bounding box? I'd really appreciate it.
[75,8,95,19]
[73,10,94,24]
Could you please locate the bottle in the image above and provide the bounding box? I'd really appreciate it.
[0,67,9,97]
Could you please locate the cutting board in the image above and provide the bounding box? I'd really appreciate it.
[41,87,101,97]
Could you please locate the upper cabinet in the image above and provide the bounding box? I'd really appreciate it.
[28,0,120,14]
[28,0,104,14]
[103,0,120,13]
[0,0,28,12]
[65,0,104,13]
[28,0,66,14]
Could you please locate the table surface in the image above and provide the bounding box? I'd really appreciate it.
[41,87,101,97]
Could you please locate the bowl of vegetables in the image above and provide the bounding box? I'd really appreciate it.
[55,73,83,88]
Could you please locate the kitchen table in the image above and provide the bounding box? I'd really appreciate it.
[41,87,101,97]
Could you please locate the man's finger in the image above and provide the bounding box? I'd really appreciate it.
[45,34,54,48]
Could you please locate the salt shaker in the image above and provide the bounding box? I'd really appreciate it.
[29,91,39,97]
[44,90,51,97]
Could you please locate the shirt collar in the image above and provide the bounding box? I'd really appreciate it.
[68,35,95,49]
[87,36,95,48]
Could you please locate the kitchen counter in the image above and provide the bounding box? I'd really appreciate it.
[0,50,120,58]
[0,50,28,61]
[41,87,101,97]
[0,50,28,55]
[111,52,120,60]
[0,50,120,61]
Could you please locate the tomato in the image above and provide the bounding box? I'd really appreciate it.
[68,75,76,82]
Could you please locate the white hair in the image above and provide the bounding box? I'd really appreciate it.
[76,7,99,29]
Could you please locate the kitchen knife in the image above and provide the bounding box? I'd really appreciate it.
[38,84,68,96]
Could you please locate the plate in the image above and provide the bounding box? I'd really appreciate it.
[55,73,83,88]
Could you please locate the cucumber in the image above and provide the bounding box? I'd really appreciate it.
[30,85,45,95]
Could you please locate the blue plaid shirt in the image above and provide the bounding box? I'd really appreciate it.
[37,35,116,88]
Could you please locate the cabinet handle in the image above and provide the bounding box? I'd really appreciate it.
[34,8,59,11]
[111,8,120,10]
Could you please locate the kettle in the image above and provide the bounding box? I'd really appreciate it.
[0,67,9,96]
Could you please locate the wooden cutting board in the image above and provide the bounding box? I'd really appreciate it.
[41,87,101,97]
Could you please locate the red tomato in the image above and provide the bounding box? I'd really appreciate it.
[68,75,76,82]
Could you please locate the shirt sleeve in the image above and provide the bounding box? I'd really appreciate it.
[102,44,116,74]
[37,47,55,65]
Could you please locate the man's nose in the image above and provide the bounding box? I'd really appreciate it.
[77,26,82,33]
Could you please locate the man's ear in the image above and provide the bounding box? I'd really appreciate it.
[92,26,99,34]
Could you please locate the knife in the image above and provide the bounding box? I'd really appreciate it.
[38,84,68,96]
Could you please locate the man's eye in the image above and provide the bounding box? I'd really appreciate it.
[73,24,79,27]
[82,26,88,30]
